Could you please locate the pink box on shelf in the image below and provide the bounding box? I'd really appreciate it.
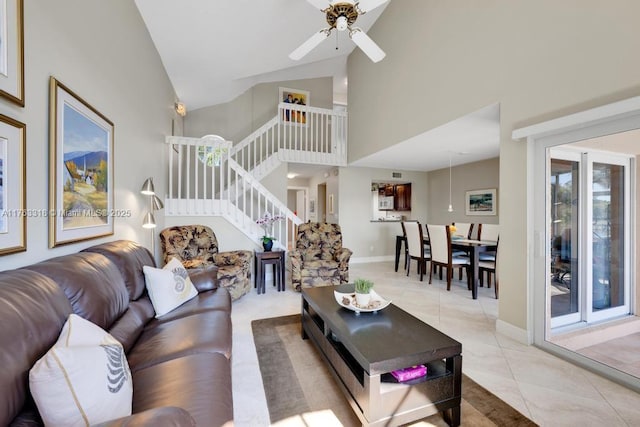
[390,365,427,382]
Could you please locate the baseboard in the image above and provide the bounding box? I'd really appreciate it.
[496,319,532,345]
[350,255,394,264]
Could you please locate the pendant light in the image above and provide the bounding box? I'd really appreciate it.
[447,153,453,212]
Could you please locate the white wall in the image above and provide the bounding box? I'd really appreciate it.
[184,77,333,142]
[347,0,640,333]
[0,1,176,271]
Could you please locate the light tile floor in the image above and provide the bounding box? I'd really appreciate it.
[231,261,640,426]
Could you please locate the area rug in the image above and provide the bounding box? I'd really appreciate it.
[252,314,537,427]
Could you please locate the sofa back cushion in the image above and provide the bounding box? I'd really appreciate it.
[82,240,156,301]
[24,252,129,330]
[0,269,72,426]
[160,225,219,266]
[295,222,344,253]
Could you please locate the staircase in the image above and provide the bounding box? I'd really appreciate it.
[164,102,348,248]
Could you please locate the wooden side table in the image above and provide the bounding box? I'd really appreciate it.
[254,250,286,294]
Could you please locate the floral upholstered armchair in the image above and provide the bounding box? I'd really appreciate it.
[290,222,353,291]
[160,225,252,301]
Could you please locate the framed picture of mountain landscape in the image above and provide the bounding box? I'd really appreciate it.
[49,77,114,247]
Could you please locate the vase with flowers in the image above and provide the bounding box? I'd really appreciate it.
[256,212,285,251]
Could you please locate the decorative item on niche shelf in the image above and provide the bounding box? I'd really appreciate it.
[256,212,285,251]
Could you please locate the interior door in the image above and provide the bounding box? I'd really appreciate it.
[296,190,306,222]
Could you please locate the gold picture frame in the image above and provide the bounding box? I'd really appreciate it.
[0,113,25,255]
[49,77,114,247]
[0,0,24,106]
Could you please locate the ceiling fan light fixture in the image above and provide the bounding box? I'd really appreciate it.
[349,28,386,62]
[335,15,348,31]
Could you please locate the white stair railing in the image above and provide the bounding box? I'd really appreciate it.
[165,135,302,247]
[230,103,348,173]
[164,104,347,248]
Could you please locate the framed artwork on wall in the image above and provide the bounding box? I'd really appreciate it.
[278,87,310,125]
[466,188,497,216]
[0,113,25,255]
[309,198,315,214]
[49,77,114,247]
[0,0,24,106]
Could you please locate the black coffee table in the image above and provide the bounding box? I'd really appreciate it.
[301,284,462,426]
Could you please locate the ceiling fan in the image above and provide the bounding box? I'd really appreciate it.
[289,0,389,63]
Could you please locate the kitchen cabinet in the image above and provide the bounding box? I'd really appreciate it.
[384,184,394,196]
[394,184,411,211]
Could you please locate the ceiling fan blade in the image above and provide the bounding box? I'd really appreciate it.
[305,0,330,10]
[350,29,386,62]
[356,0,388,13]
[289,30,331,61]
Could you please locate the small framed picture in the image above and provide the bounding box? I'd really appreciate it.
[466,189,497,216]
[0,113,25,255]
[309,198,315,214]
[49,77,114,247]
[278,87,310,125]
[0,0,24,106]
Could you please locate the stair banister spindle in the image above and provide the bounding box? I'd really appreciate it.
[195,140,200,213]
[177,143,182,211]
[168,137,174,212]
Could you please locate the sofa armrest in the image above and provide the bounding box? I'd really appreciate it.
[188,265,219,292]
[289,249,303,290]
[214,250,253,270]
[94,407,196,427]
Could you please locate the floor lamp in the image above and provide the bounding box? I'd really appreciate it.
[141,177,164,257]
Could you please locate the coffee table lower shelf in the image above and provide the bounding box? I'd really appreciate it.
[301,308,461,427]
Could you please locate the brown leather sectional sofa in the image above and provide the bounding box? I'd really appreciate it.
[0,240,234,426]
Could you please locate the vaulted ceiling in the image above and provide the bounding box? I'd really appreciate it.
[135,1,502,174]
[134,0,388,110]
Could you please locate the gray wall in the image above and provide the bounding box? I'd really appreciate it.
[0,1,176,271]
[346,0,640,332]
[339,167,429,260]
[427,158,499,226]
[185,77,333,142]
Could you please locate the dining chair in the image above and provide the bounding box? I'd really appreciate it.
[477,223,499,262]
[425,224,470,290]
[403,221,431,281]
[478,223,499,241]
[452,222,473,239]
[399,220,417,272]
[451,222,475,280]
[479,237,499,298]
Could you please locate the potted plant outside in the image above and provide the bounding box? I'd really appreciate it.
[354,278,374,307]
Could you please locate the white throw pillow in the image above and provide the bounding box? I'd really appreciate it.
[142,257,198,317]
[29,314,133,427]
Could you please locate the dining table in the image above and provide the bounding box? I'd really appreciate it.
[450,238,498,299]
[395,235,498,300]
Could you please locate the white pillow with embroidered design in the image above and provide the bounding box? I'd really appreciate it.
[29,314,133,427]
[143,257,198,317]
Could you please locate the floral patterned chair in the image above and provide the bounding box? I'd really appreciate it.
[290,222,353,291]
[160,225,252,301]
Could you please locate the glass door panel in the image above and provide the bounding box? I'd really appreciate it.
[590,162,627,317]
[550,156,580,326]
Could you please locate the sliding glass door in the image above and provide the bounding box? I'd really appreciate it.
[549,148,631,329]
